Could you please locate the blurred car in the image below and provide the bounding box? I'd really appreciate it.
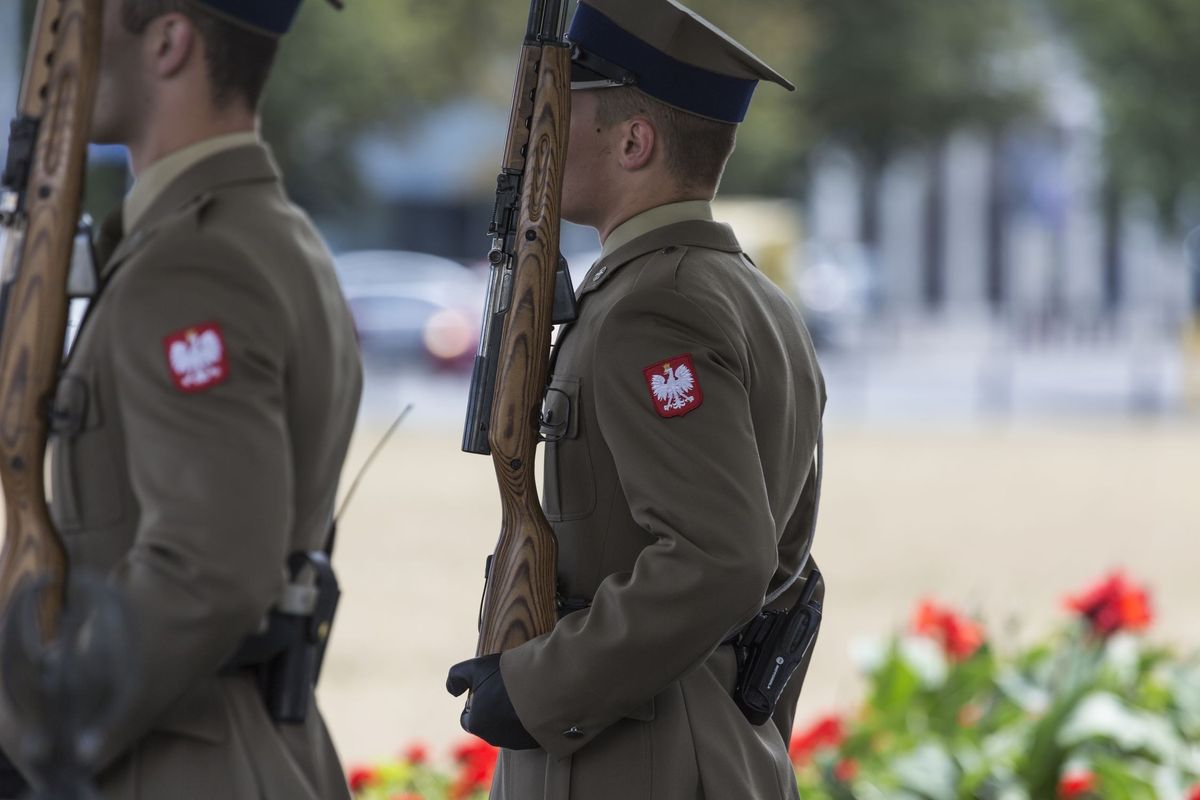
[334,250,485,370]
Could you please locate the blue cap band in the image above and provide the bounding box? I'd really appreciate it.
[193,0,303,35]
[568,3,757,124]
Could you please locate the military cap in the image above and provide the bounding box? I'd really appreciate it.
[567,0,795,124]
[189,0,342,37]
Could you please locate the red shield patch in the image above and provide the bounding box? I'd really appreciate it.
[163,322,229,393]
[642,353,703,418]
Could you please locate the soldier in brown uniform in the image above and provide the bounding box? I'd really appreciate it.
[447,1,826,798]
[0,1,361,798]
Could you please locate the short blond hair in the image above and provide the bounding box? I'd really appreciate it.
[593,87,737,196]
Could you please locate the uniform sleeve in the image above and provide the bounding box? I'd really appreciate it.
[501,287,779,758]
[93,251,293,769]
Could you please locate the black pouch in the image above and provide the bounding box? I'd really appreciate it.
[221,551,340,724]
[730,569,824,726]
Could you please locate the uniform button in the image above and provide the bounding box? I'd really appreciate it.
[563,726,585,739]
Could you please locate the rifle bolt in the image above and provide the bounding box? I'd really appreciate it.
[525,230,537,241]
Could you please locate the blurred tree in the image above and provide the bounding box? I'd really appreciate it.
[264,0,526,221]
[17,1,815,231]
[681,0,814,197]
[268,0,815,215]
[801,0,1036,307]
[1048,0,1200,236]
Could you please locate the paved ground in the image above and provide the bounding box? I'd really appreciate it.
[319,416,1200,765]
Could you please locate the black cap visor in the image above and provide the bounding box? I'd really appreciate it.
[570,45,638,90]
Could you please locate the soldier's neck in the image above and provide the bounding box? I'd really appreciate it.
[596,188,712,244]
[126,106,257,177]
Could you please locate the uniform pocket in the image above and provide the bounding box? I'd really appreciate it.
[541,375,596,522]
[568,715,653,800]
[50,369,127,533]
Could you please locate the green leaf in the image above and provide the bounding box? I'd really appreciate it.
[891,743,959,800]
[1091,754,1159,800]
[1015,683,1090,797]
[1169,660,1200,739]
[867,644,925,731]
[1059,692,1187,764]
[928,650,996,739]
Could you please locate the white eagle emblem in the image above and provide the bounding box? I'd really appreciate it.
[165,324,228,391]
[651,362,696,412]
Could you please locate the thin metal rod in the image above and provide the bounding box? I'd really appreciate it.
[334,403,413,522]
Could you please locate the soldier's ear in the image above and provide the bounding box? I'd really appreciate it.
[617,116,657,173]
[148,12,197,80]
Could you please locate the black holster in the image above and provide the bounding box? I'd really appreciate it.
[728,569,824,726]
[221,551,341,724]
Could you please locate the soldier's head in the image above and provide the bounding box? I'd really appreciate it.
[562,0,794,231]
[91,0,307,148]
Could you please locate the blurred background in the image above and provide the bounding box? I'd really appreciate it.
[4,0,1199,766]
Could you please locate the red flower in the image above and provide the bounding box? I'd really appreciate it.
[451,737,499,799]
[402,742,429,765]
[390,795,423,800]
[1187,786,1200,800]
[834,758,859,782]
[1065,572,1152,637]
[911,599,985,660]
[1058,770,1096,798]
[347,766,378,793]
[789,714,845,764]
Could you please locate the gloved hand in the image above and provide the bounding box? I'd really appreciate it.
[0,752,26,800]
[446,653,539,750]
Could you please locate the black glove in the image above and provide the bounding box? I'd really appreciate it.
[0,752,26,800]
[446,653,539,750]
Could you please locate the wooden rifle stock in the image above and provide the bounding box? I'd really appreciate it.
[468,8,572,657]
[0,0,101,633]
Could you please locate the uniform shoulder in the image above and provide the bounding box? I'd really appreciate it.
[600,246,747,369]
[120,194,253,272]
[106,194,286,320]
[625,240,770,319]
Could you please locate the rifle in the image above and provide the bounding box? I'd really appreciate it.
[462,0,573,657]
[0,0,102,634]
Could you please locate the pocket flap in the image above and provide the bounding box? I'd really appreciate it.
[541,376,582,441]
[50,374,91,438]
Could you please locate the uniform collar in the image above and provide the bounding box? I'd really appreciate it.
[600,200,714,259]
[105,140,281,276]
[123,131,261,235]
[578,217,743,299]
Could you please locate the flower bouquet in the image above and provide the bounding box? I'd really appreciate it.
[349,738,497,800]
[793,573,1200,799]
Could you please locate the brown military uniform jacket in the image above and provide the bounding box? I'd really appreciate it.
[496,218,825,799]
[0,143,362,799]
